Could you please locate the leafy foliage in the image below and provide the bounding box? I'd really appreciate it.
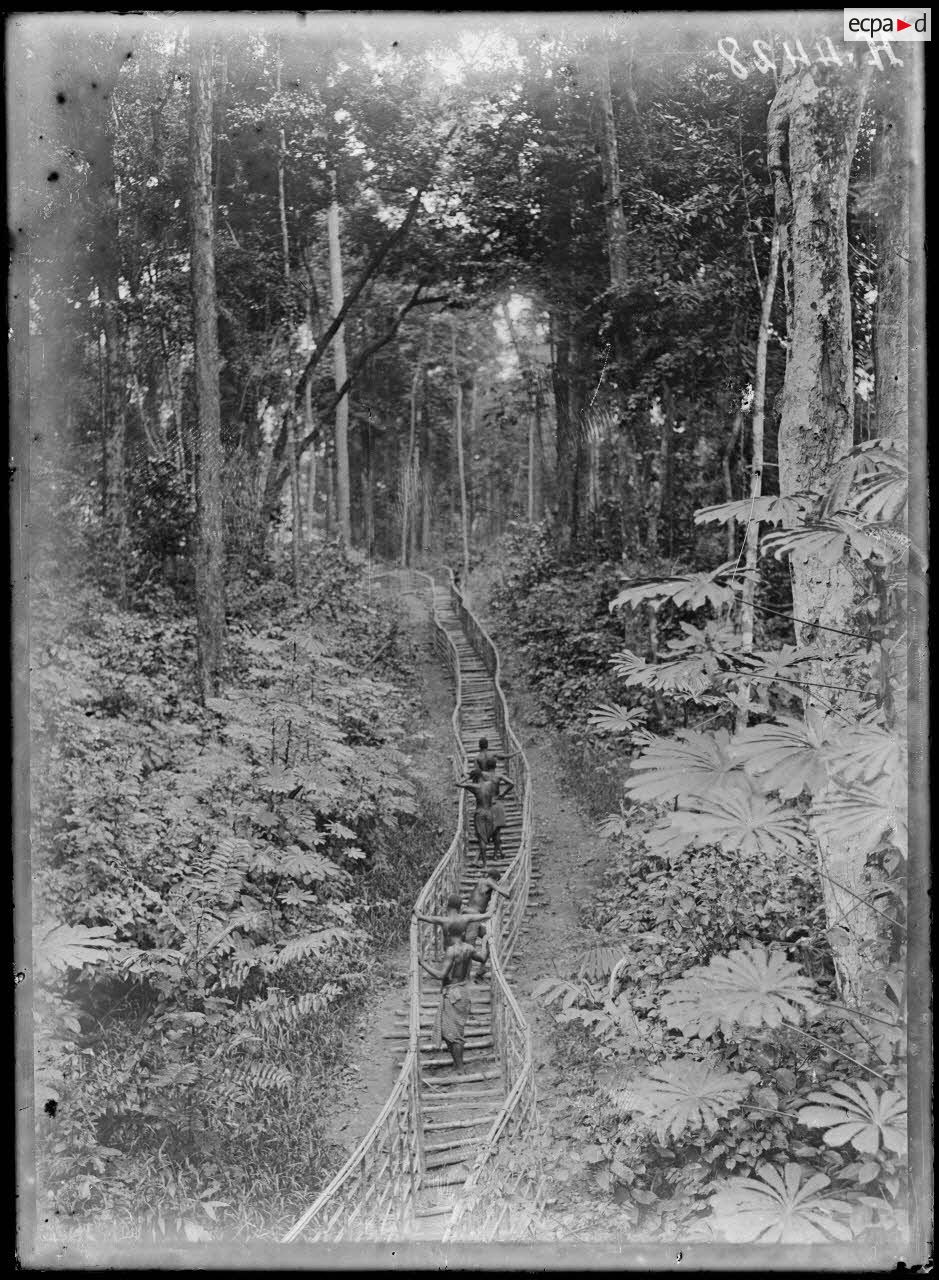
[626,1058,759,1143]
[623,729,742,802]
[609,562,745,615]
[659,946,820,1037]
[709,1163,853,1243]
[30,553,442,1242]
[798,1083,907,1156]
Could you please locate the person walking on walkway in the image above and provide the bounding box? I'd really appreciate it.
[456,768,514,867]
[415,892,492,945]
[464,874,510,981]
[418,931,488,1074]
[474,737,519,775]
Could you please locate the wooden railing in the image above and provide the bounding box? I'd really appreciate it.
[442,573,543,1241]
[282,566,540,1243]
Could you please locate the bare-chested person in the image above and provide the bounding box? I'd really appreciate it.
[417,880,507,981]
[456,768,515,867]
[474,737,518,775]
[418,930,488,1074]
[414,892,492,945]
[463,874,510,981]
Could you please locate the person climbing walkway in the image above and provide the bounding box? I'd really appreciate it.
[456,768,515,867]
[474,737,519,775]
[463,874,510,981]
[418,930,488,1074]
[414,892,492,944]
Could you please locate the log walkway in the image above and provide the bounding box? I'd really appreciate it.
[282,569,541,1244]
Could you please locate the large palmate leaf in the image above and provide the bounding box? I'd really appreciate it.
[627,1058,758,1142]
[733,709,837,798]
[762,516,897,567]
[709,1163,853,1243]
[744,644,825,685]
[587,703,648,735]
[597,811,632,840]
[824,726,904,788]
[799,1081,907,1155]
[643,815,700,860]
[612,648,715,697]
[694,494,815,528]
[34,923,118,975]
[624,729,744,803]
[662,788,809,858]
[822,438,908,524]
[760,523,850,566]
[660,946,819,1037]
[609,562,745,614]
[811,784,907,851]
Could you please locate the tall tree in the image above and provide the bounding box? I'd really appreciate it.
[189,33,226,699]
[768,56,872,999]
[451,321,471,582]
[275,45,302,592]
[736,227,780,731]
[327,172,352,547]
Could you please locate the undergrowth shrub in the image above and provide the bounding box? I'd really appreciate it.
[32,543,443,1244]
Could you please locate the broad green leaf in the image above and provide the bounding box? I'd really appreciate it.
[694,494,815,528]
[597,812,631,840]
[665,788,809,858]
[628,1058,758,1142]
[625,729,744,803]
[799,1082,906,1155]
[733,709,836,798]
[824,726,904,788]
[660,945,819,1036]
[761,524,848,567]
[587,703,647,734]
[811,784,907,852]
[610,562,744,615]
[612,648,715,697]
[709,1162,853,1243]
[34,923,118,975]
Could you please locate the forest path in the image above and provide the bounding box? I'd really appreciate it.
[463,593,609,1124]
[323,580,607,1204]
[322,583,459,1160]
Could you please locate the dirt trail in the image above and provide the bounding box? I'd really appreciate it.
[497,673,610,1113]
[323,586,458,1158]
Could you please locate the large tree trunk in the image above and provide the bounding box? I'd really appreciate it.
[873,91,909,446]
[85,55,129,603]
[533,377,544,521]
[594,44,629,290]
[768,60,872,1000]
[401,363,420,566]
[420,369,432,552]
[305,449,317,543]
[451,324,470,582]
[327,173,352,547]
[550,309,577,541]
[275,56,301,593]
[189,35,226,699]
[736,229,780,731]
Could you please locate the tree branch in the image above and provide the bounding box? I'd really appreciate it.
[295,283,448,457]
